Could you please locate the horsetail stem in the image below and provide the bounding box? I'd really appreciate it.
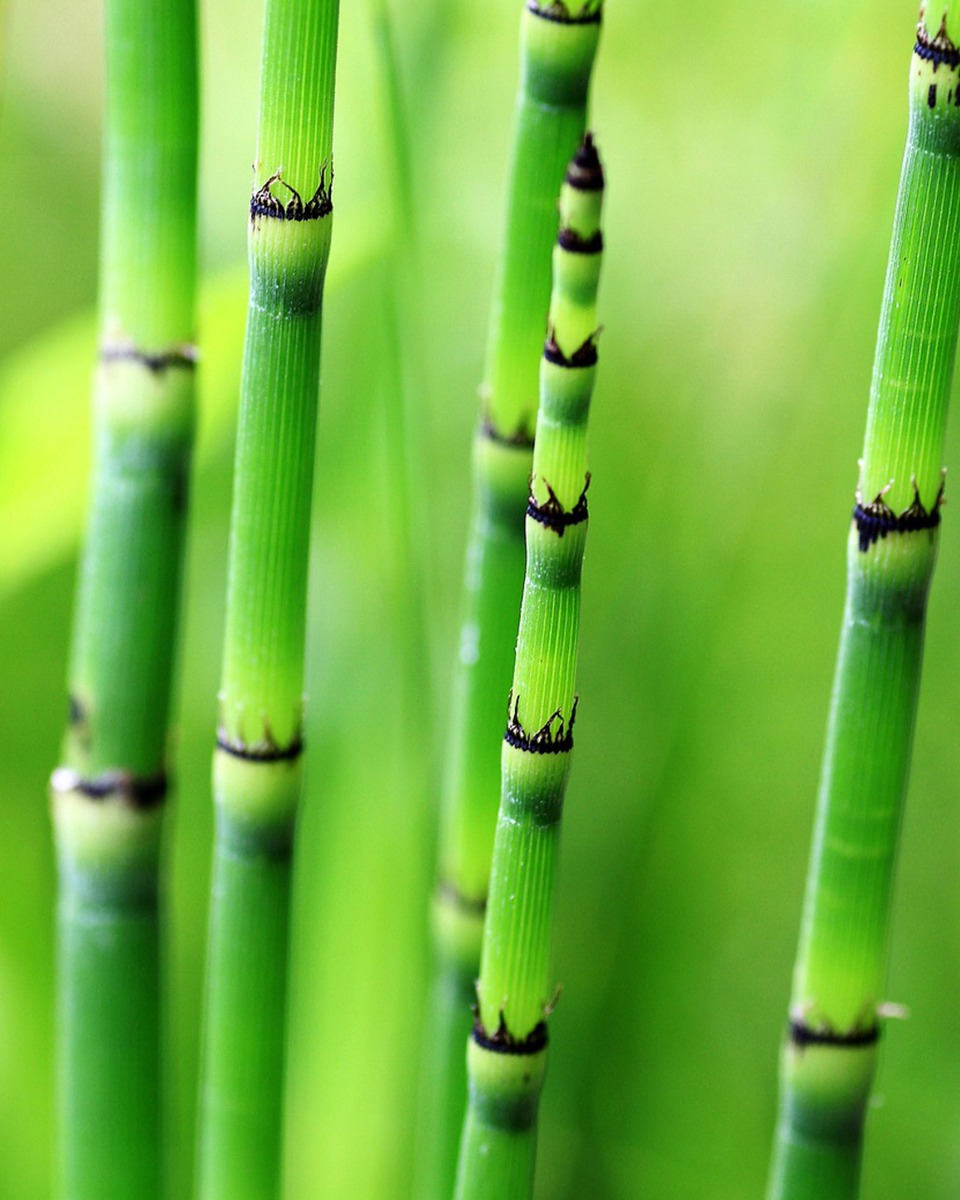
[49,0,197,1192]
[768,8,960,1197]
[453,136,604,1200]
[196,2,339,1197]
[421,7,601,1195]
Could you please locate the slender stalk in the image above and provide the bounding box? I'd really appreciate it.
[768,8,960,1197]
[196,3,339,1197]
[421,7,602,1195]
[454,136,605,1200]
[49,0,197,1194]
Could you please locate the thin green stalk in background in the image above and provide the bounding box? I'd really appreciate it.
[195,1,339,1196]
[420,6,601,1194]
[454,136,605,1200]
[768,7,960,1197]
[48,0,198,1192]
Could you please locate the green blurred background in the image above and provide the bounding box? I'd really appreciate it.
[3,1,960,1196]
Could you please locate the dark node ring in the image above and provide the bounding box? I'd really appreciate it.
[526,475,590,536]
[100,344,197,374]
[853,499,941,552]
[250,166,333,222]
[789,1017,879,1050]
[526,0,602,26]
[216,729,304,763]
[472,1015,549,1056]
[915,20,960,70]
[564,132,604,190]
[504,692,578,755]
[557,227,603,254]
[50,767,168,810]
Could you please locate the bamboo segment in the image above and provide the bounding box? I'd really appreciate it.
[50,0,197,1192]
[454,137,605,1200]
[768,9,960,1197]
[421,6,601,1195]
[196,1,339,1197]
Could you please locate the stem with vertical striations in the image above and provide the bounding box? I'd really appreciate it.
[420,7,602,1196]
[196,1,339,1197]
[50,0,198,1192]
[768,7,960,1197]
[454,137,605,1200]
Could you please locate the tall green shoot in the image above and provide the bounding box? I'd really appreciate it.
[195,1,340,1196]
[768,6,960,1196]
[420,6,602,1194]
[49,0,198,1193]
[454,135,605,1200]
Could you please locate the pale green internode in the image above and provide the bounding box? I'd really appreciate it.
[768,10,960,1198]
[454,136,605,1200]
[196,1,339,1197]
[418,9,603,1197]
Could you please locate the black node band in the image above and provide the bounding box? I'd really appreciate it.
[504,693,578,755]
[51,767,168,810]
[526,0,602,26]
[789,1018,879,1050]
[853,498,941,552]
[915,28,960,69]
[472,1016,549,1056]
[216,730,304,763]
[543,335,598,368]
[100,344,197,374]
[250,167,333,222]
[558,227,603,254]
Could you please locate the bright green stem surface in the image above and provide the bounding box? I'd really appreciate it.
[769,20,960,1199]
[200,1,339,1195]
[218,0,338,748]
[55,0,197,1192]
[99,0,197,347]
[425,12,600,1195]
[197,806,294,1200]
[456,140,604,1200]
[53,794,165,1200]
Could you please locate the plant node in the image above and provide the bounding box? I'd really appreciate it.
[504,690,578,754]
[50,766,168,809]
[471,1008,550,1056]
[250,164,334,223]
[853,472,945,551]
[527,475,590,535]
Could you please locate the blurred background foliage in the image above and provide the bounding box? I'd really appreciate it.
[3,0,960,1197]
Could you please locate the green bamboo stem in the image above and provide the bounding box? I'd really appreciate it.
[196,1,339,1197]
[421,7,601,1195]
[768,8,960,1197]
[454,136,605,1200]
[50,0,197,1192]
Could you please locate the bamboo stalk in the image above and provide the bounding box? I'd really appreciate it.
[767,7,960,1197]
[196,2,339,1197]
[49,0,198,1193]
[454,136,605,1200]
[420,7,602,1195]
